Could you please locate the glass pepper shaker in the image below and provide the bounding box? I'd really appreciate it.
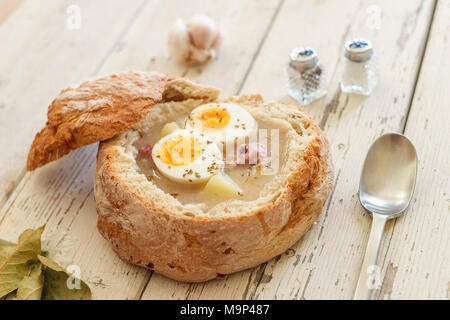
[285,47,327,105]
[341,38,377,95]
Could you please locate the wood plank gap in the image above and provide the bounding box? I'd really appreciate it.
[136,271,154,300]
[400,0,438,133]
[236,0,285,94]
[91,0,149,76]
[246,263,269,299]
[318,1,366,130]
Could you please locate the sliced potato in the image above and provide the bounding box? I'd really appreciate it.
[159,122,181,139]
[203,173,243,198]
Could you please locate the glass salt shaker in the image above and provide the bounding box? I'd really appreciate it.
[285,47,327,105]
[341,38,377,95]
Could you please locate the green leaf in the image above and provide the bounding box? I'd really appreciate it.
[0,225,45,298]
[39,255,91,300]
[16,263,43,300]
[38,255,65,272]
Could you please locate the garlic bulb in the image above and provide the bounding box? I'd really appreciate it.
[168,14,222,65]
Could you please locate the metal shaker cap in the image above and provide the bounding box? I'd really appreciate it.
[289,47,319,72]
[344,38,374,62]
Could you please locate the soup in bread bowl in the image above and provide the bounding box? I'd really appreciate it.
[94,78,333,282]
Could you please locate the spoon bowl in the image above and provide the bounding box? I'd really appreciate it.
[354,133,417,300]
[360,133,418,217]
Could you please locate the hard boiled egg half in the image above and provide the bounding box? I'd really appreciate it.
[151,130,224,184]
[185,103,257,146]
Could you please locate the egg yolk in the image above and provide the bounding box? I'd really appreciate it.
[157,135,201,166]
[191,106,230,130]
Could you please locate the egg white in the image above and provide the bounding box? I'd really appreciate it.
[151,130,224,184]
[185,103,258,146]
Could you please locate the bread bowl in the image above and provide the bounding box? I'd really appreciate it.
[94,77,333,282]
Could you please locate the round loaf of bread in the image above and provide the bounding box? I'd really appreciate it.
[94,79,333,282]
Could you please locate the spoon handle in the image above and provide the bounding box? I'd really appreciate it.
[354,213,388,300]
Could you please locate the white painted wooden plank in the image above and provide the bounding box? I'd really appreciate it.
[375,0,449,300]
[0,0,147,206]
[0,0,282,299]
[243,0,437,300]
[0,0,22,25]
[98,0,282,95]
[142,0,436,299]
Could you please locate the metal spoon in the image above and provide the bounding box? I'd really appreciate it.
[354,133,417,300]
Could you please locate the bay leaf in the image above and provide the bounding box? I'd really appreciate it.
[0,225,45,298]
[39,255,91,300]
[16,263,43,300]
[38,255,65,272]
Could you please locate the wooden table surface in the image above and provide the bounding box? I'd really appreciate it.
[0,0,448,300]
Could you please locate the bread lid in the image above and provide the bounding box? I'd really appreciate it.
[27,71,169,170]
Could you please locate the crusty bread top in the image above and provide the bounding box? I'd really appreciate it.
[27,71,168,170]
[162,77,220,102]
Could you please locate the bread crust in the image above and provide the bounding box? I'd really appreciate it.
[27,72,168,170]
[94,80,333,282]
